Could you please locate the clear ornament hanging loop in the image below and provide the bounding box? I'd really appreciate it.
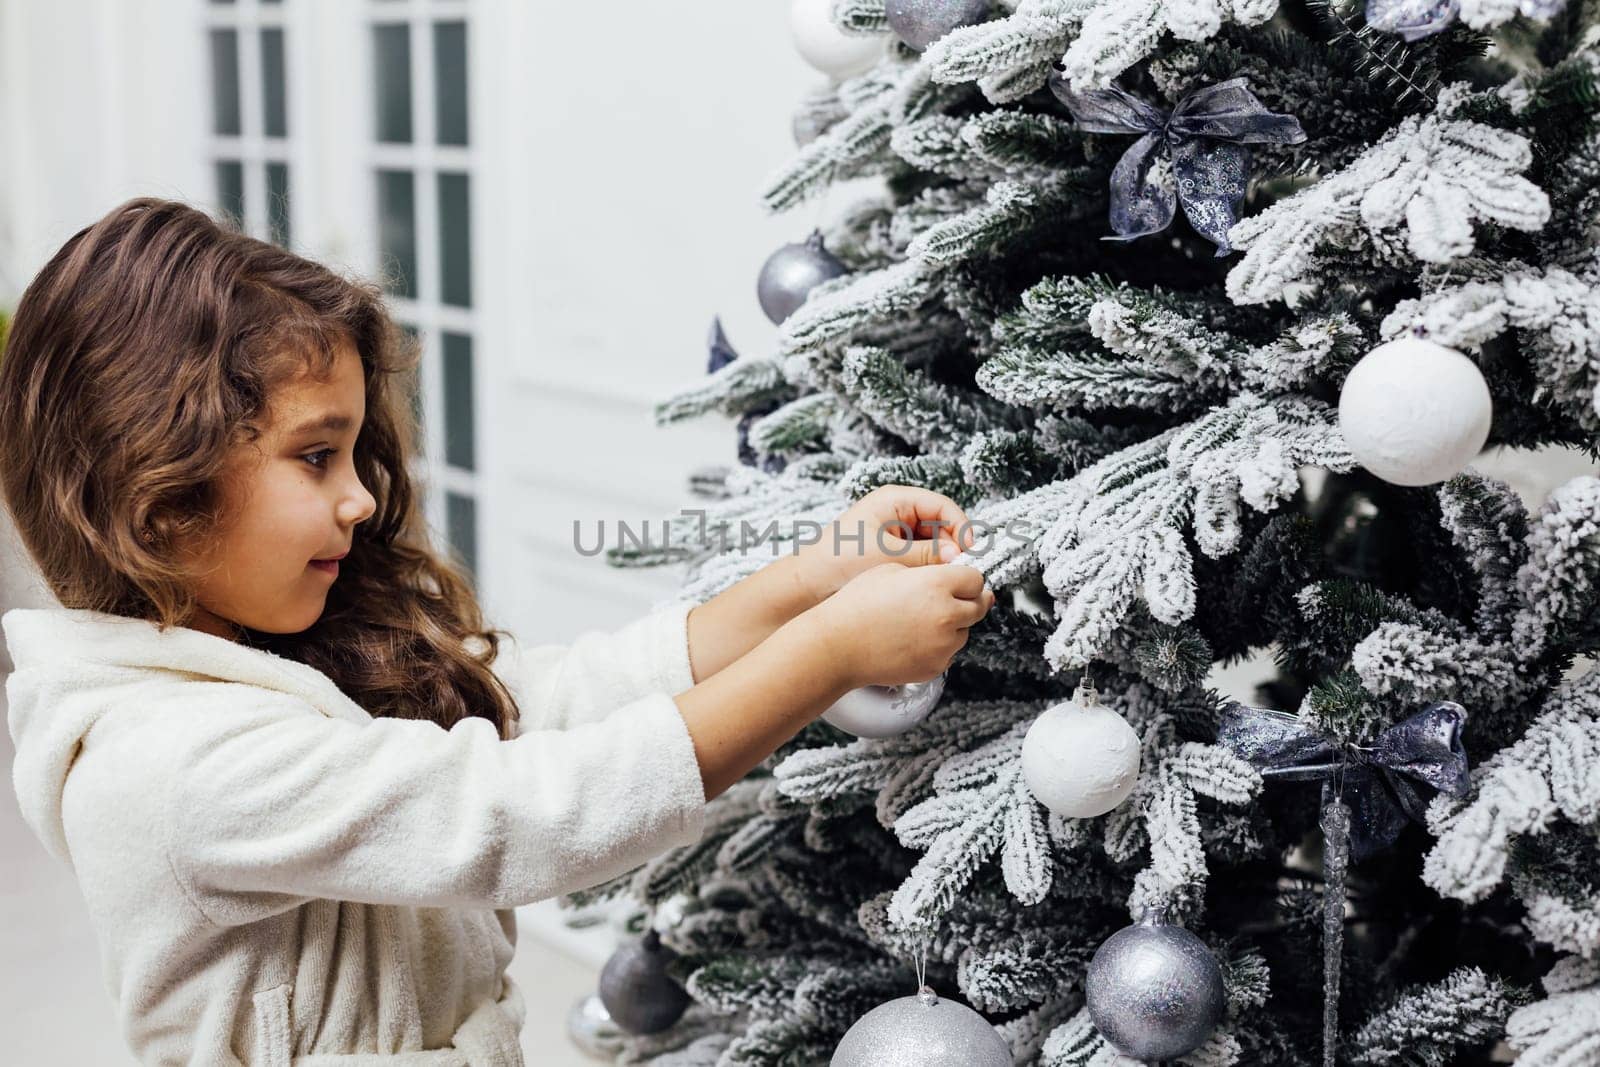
[914,933,938,1005]
[1076,666,1099,707]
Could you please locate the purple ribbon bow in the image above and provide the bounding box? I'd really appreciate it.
[1047,75,1307,256]
[1217,700,1470,862]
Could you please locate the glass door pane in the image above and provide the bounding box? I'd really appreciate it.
[376,170,418,298]
[433,21,468,146]
[216,161,245,226]
[261,27,288,137]
[442,331,475,471]
[209,29,241,136]
[373,24,413,143]
[438,173,471,308]
[266,162,291,246]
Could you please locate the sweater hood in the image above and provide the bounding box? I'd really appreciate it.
[3,606,373,866]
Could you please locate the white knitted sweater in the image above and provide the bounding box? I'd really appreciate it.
[2,601,708,1065]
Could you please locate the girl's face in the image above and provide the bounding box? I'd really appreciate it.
[183,337,378,640]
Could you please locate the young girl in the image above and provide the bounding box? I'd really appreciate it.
[0,197,994,1066]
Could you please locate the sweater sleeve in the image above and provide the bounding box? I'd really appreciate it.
[162,694,708,924]
[492,599,699,736]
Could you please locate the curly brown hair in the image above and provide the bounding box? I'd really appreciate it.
[0,197,521,738]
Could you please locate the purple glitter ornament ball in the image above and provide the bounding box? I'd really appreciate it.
[884,0,992,51]
[1086,910,1226,1060]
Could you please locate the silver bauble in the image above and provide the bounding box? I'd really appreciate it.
[1366,0,1460,41]
[757,231,849,325]
[1086,911,1226,1061]
[821,674,945,738]
[884,0,993,51]
[832,986,1012,1067]
[597,929,691,1035]
[565,993,625,1061]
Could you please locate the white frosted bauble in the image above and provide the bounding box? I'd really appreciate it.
[822,675,945,739]
[1021,688,1141,818]
[790,0,886,81]
[1338,336,1493,487]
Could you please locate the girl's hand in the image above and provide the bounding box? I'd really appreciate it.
[811,561,995,688]
[793,485,979,605]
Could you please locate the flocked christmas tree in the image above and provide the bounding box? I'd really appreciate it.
[564,0,1600,1063]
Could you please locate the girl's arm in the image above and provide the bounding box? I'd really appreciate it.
[507,486,972,730]
[164,694,706,921]
[163,613,851,923]
[674,610,854,799]
[680,554,820,683]
[683,486,976,685]
[495,553,817,736]
[498,600,698,734]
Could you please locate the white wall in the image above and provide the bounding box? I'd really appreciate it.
[0,0,827,641]
[478,0,825,642]
[0,0,208,299]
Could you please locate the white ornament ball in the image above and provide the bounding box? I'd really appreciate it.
[822,674,945,739]
[1338,335,1493,487]
[832,987,1012,1067]
[790,0,886,82]
[1021,685,1141,819]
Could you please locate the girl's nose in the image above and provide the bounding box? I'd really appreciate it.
[341,478,377,527]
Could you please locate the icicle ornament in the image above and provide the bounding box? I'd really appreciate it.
[1217,701,1472,1065]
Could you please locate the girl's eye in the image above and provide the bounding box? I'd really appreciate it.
[302,448,336,471]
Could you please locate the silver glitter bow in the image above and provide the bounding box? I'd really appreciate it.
[1047,75,1307,256]
[1218,700,1471,1067]
[1217,700,1470,862]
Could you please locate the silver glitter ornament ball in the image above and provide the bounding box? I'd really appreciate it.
[832,986,1012,1067]
[821,674,946,738]
[1086,912,1226,1061]
[565,993,625,1061]
[757,231,849,325]
[884,0,993,51]
[597,929,691,1035]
